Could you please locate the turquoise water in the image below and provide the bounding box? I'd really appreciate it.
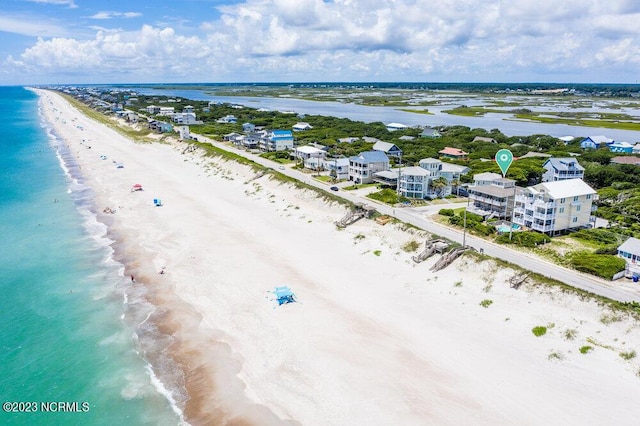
[0,87,181,425]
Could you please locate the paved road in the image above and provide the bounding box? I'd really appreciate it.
[194,135,640,303]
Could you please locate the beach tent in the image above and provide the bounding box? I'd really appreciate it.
[131,184,143,191]
[153,198,163,207]
[274,286,296,305]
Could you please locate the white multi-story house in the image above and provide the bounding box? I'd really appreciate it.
[324,158,350,180]
[542,158,585,182]
[172,112,199,125]
[397,158,470,199]
[467,175,517,219]
[513,179,597,235]
[348,151,390,184]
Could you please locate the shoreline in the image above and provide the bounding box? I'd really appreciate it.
[37,88,640,425]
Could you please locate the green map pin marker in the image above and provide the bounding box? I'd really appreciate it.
[495,149,513,177]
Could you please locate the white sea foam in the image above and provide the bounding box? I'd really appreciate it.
[145,364,188,425]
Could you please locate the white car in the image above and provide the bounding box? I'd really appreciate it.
[278,165,285,170]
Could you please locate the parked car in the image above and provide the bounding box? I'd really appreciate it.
[278,165,285,170]
[330,186,339,191]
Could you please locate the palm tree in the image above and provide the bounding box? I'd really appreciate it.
[451,178,460,196]
[430,177,449,198]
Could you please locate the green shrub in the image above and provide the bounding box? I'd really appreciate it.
[479,299,493,308]
[373,250,382,256]
[496,231,551,247]
[579,345,593,354]
[567,252,627,279]
[402,240,421,252]
[532,326,547,337]
[439,208,455,217]
[620,350,636,360]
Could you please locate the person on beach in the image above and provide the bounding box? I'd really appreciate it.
[131,275,135,283]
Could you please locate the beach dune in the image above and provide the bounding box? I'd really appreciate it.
[39,89,640,425]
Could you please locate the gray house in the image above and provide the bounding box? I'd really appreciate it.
[542,158,585,182]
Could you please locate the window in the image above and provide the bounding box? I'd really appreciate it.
[559,207,564,214]
[572,217,578,223]
[586,194,592,200]
[576,205,581,212]
[573,196,579,202]
[560,198,566,204]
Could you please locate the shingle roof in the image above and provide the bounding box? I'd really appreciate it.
[544,157,585,171]
[350,150,390,163]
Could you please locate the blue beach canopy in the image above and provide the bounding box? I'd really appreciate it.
[274,286,296,305]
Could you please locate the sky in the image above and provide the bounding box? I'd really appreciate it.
[1,0,640,85]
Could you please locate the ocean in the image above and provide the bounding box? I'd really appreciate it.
[0,87,182,425]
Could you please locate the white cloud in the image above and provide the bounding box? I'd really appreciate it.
[89,11,142,20]
[5,0,640,83]
[26,0,77,8]
[0,15,69,37]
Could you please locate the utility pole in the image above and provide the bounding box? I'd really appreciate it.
[397,154,402,197]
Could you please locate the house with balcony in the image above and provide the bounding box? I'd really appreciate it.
[467,175,517,219]
[542,158,585,182]
[396,158,470,199]
[348,151,390,184]
[262,130,294,152]
[293,145,327,169]
[513,179,597,235]
[325,157,350,180]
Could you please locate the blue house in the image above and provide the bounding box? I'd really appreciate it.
[608,141,634,153]
[580,135,613,149]
[263,130,294,152]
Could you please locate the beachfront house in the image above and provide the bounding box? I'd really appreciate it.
[438,147,469,161]
[397,158,469,199]
[372,141,403,158]
[293,145,327,170]
[325,157,350,180]
[262,130,294,152]
[148,120,173,133]
[242,122,256,133]
[172,112,200,125]
[513,179,598,235]
[609,141,634,153]
[348,151,390,184]
[617,237,640,274]
[467,174,517,219]
[580,135,613,149]
[420,127,441,138]
[243,131,267,150]
[542,158,585,182]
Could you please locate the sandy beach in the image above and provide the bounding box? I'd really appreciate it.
[38,89,640,425]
